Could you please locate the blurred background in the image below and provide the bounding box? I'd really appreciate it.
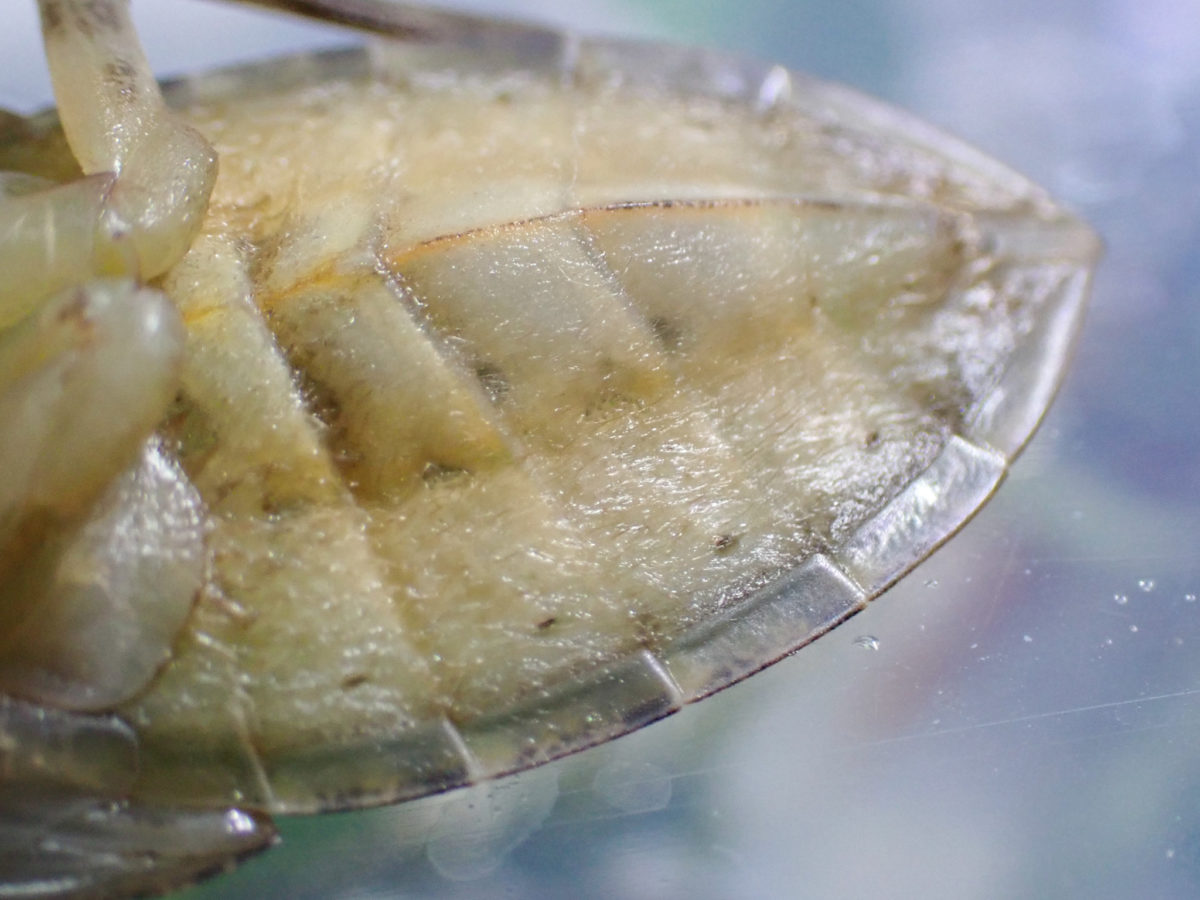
[5,0,1199,897]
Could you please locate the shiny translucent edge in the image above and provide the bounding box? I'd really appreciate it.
[6,22,1096,819]
[0,699,275,898]
[963,216,1100,456]
[786,74,1057,212]
[0,800,275,900]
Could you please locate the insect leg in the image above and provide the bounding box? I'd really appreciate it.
[37,0,217,281]
[0,280,204,711]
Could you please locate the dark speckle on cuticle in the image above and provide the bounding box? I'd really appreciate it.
[105,59,140,101]
[40,0,65,34]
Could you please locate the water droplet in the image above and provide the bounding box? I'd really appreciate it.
[1023,634,1033,643]
[1138,579,1156,593]
[924,578,939,588]
[1167,847,1177,859]
[1113,594,1129,606]
[853,635,880,651]
[1129,625,1139,633]
[1104,638,1114,646]
[1185,594,1197,603]
[224,809,258,836]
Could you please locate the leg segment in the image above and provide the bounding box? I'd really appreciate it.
[0,1,220,709]
[0,281,204,711]
[37,0,217,281]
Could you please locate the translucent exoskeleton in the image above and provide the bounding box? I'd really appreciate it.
[0,0,1100,895]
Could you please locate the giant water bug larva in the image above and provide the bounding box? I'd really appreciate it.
[0,0,1099,895]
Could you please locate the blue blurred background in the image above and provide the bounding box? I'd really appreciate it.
[7,1,1198,897]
